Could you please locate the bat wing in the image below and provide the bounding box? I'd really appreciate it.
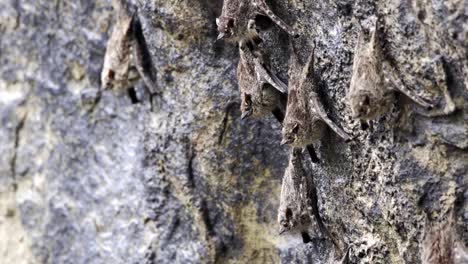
[101,11,135,89]
[310,92,350,142]
[132,15,159,95]
[383,61,434,109]
[254,59,287,93]
[254,0,298,37]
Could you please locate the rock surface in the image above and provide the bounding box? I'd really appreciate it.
[0,0,466,263]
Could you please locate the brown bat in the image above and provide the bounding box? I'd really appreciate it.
[348,19,434,120]
[237,38,287,120]
[100,0,159,105]
[101,1,139,90]
[236,30,320,163]
[216,0,298,43]
[282,41,350,147]
[278,148,339,249]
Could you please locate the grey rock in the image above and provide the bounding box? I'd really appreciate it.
[0,0,466,263]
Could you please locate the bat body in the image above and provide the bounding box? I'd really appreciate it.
[237,40,287,119]
[282,42,350,147]
[217,0,298,43]
[348,19,434,120]
[236,38,320,163]
[278,149,338,248]
[101,3,138,90]
[101,1,158,94]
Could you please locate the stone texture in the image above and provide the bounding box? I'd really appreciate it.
[0,0,466,263]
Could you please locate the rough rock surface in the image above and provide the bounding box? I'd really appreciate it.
[0,0,466,263]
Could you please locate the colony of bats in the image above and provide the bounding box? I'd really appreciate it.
[100,0,464,262]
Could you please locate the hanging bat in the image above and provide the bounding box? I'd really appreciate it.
[282,41,350,147]
[278,148,340,250]
[348,19,434,120]
[216,0,298,43]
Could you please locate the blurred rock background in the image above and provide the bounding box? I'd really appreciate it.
[0,0,466,263]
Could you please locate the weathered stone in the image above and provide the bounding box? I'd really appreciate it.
[0,0,466,263]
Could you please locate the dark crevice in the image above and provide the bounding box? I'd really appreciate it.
[218,102,236,145]
[187,148,196,189]
[10,112,28,190]
[306,145,320,163]
[127,87,141,104]
[301,232,312,243]
[271,107,285,123]
[213,241,228,264]
[164,217,180,242]
[199,199,215,236]
[254,14,274,31]
[360,121,369,130]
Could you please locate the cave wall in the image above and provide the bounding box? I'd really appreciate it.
[0,0,466,263]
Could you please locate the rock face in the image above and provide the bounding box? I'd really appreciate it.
[0,0,466,263]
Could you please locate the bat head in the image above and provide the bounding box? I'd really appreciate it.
[348,19,387,121]
[101,69,116,90]
[216,16,235,40]
[349,92,374,120]
[281,121,302,146]
[241,93,253,119]
[278,207,295,235]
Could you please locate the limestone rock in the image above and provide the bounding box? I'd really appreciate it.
[0,0,466,263]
